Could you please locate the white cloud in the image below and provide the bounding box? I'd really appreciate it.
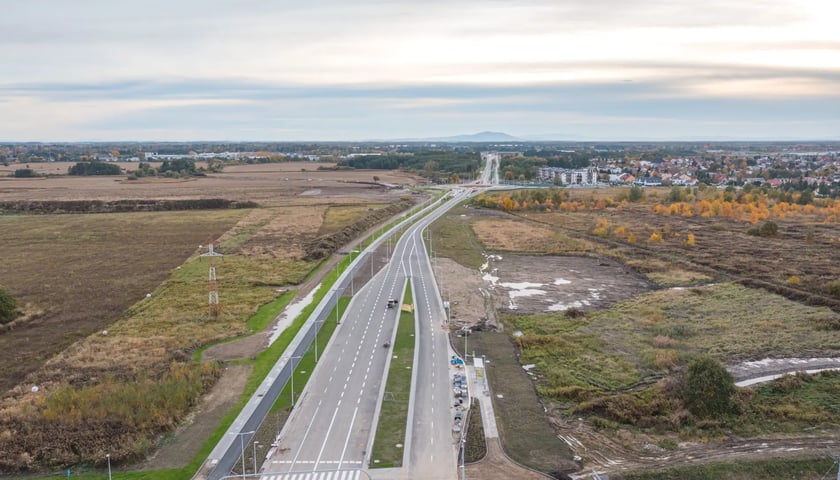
[1,0,839,139]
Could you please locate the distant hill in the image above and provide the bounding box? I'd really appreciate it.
[399,131,522,143]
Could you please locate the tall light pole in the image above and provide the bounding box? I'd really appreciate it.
[314,320,322,362]
[106,454,111,480]
[232,430,255,479]
[252,441,260,474]
[290,355,302,405]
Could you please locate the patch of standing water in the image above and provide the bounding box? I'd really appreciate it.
[267,284,320,346]
[548,300,584,312]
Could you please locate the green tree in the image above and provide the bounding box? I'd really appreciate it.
[682,356,736,418]
[68,161,121,175]
[759,220,779,237]
[628,185,645,202]
[0,288,17,324]
[13,168,37,178]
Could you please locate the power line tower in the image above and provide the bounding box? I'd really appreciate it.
[200,235,223,316]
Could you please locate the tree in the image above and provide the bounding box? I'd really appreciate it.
[682,356,736,418]
[628,185,644,202]
[449,173,461,184]
[372,175,380,182]
[13,168,36,178]
[68,162,121,176]
[0,288,17,324]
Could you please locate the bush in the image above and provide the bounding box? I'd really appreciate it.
[759,221,778,237]
[68,162,122,175]
[0,289,16,324]
[13,169,36,178]
[682,356,736,418]
[628,186,645,202]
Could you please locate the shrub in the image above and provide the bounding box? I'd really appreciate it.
[0,289,16,324]
[786,275,801,285]
[13,169,36,178]
[682,356,736,418]
[759,220,778,237]
[68,162,122,176]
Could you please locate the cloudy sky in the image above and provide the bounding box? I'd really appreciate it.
[1,0,839,141]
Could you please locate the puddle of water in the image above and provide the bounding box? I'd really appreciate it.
[501,281,545,290]
[548,300,584,312]
[509,289,546,299]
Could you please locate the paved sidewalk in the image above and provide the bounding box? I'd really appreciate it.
[466,360,498,439]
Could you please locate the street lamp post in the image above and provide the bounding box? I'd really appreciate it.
[232,430,255,479]
[290,355,302,405]
[106,454,111,480]
[253,441,260,474]
[314,320,322,362]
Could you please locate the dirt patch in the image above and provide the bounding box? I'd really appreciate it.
[480,254,656,314]
[133,363,251,470]
[435,257,499,330]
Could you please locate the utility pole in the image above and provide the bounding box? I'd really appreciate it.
[200,236,223,316]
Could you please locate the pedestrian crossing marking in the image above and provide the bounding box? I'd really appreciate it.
[260,469,361,480]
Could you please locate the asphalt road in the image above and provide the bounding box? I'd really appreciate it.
[260,189,471,480]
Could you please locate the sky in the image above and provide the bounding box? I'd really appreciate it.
[1,0,839,141]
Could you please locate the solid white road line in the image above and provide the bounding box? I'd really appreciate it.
[337,406,359,469]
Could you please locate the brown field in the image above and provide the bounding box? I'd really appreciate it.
[0,162,423,205]
[0,211,244,393]
[0,164,421,471]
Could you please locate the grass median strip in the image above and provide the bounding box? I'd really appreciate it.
[370,280,415,468]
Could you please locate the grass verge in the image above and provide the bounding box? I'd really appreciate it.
[613,455,838,480]
[457,331,576,476]
[32,298,352,480]
[370,280,415,468]
[464,398,486,463]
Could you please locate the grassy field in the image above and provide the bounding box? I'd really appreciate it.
[429,187,840,477]
[319,203,390,235]
[613,455,839,480]
[24,296,352,480]
[456,331,576,475]
[370,280,415,468]
[427,204,485,269]
[0,193,410,471]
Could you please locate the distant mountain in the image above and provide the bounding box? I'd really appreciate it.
[392,131,522,143]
